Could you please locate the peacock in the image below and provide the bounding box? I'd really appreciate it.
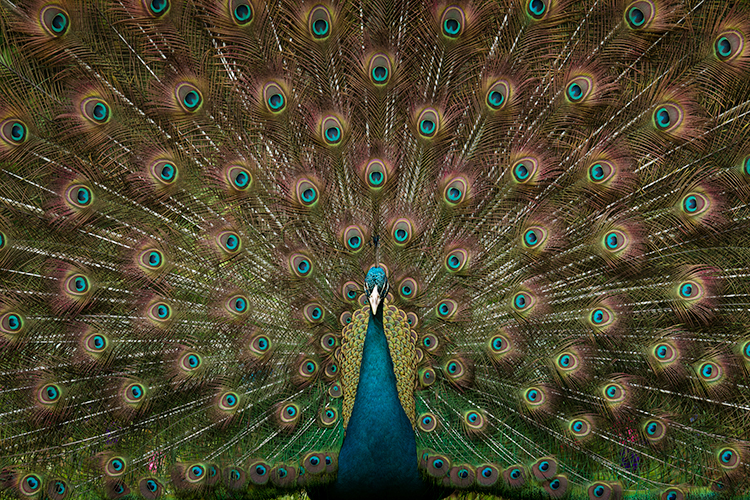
[1,0,750,498]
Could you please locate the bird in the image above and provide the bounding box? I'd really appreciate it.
[0,0,749,498]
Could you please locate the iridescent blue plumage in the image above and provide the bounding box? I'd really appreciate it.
[312,269,432,499]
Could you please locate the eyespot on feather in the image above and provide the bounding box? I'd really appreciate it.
[526,0,549,20]
[295,178,320,207]
[463,410,486,434]
[277,402,301,429]
[64,273,91,297]
[65,184,94,209]
[150,160,178,185]
[522,226,548,250]
[0,119,28,146]
[38,383,62,405]
[105,457,127,477]
[175,83,203,113]
[602,382,626,404]
[588,306,615,329]
[406,312,419,328]
[449,465,475,488]
[217,230,242,254]
[440,6,465,38]
[716,446,741,469]
[503,465,526,487]
[138,248,165,271]
[308,5,332,39]
[40,5,70,36]
[642,418,667,443]
[425,454,450,478]
[444,248,469,272]
[0,311,24,336]
[218,391,240,412]
[263,82,286,113]
[80,97,111,124]
[289,253,313,277]
[486,80,510,110]
[319,407,338,427]
[363,159,389,190]
[143,0,169,17]
[680,193,709,217]
[139,478,163,499]
[303,303,324,323]
[568,416,594,439]
[342,225,365,252]
[566,76,593,103]
[523,386,546,408]
[511,157,538,184]
[20,474,43,496]
[229,0,253,25]
[416,108,439,138]
[476,464,499,487]
[147,301,172,323]
[532,457,557,480]
[179,352,202,373]
[391,218,414,246]
[47,479,69,500]
[652,103,683,132]
[225,164,252,192]
[418,413,438,432]
[660,488,685,500]
[436,299,458,320]
[122,382,146,405]
[418,367,436,388]
[368,53,392,85]
[320,116,344,145]
[588,161,616,184]
[624,1,655,29]
[715,30,744,62]
[442,176,469,206]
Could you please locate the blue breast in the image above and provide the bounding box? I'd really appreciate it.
[309,306,436,500]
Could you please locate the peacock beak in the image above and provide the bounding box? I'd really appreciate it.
[368,285,381,314]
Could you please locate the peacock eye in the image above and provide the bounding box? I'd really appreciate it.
[21,474,41,494]
[416,109,439,138]
[1,119,28,145]
[220,392,239,410]
[653,103,683,132]
[512,291,535,312]
[566,76,593,103]
[40,5,70,36]
[527,0,547,19]
[486,80,510,111]
[681,192,709,216]
[321,116,343,145]
[175,83,203,112]
[368,54,392,85]
[569,418,592,437]
[230,0,253,25]
[714,31,744,62]
[511,157,538,184]
[218,231,242,254]
[440,6,465,38]
[81,97,111,124]
[309,5,331,38]
[145,0,169,16]
[603,229,628,253]
[625,1,655,29]
[391,219,414,245]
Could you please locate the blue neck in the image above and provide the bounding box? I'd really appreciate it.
[316,306,432,499]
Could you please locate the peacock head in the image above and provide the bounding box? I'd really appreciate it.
[364,266,389,314]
